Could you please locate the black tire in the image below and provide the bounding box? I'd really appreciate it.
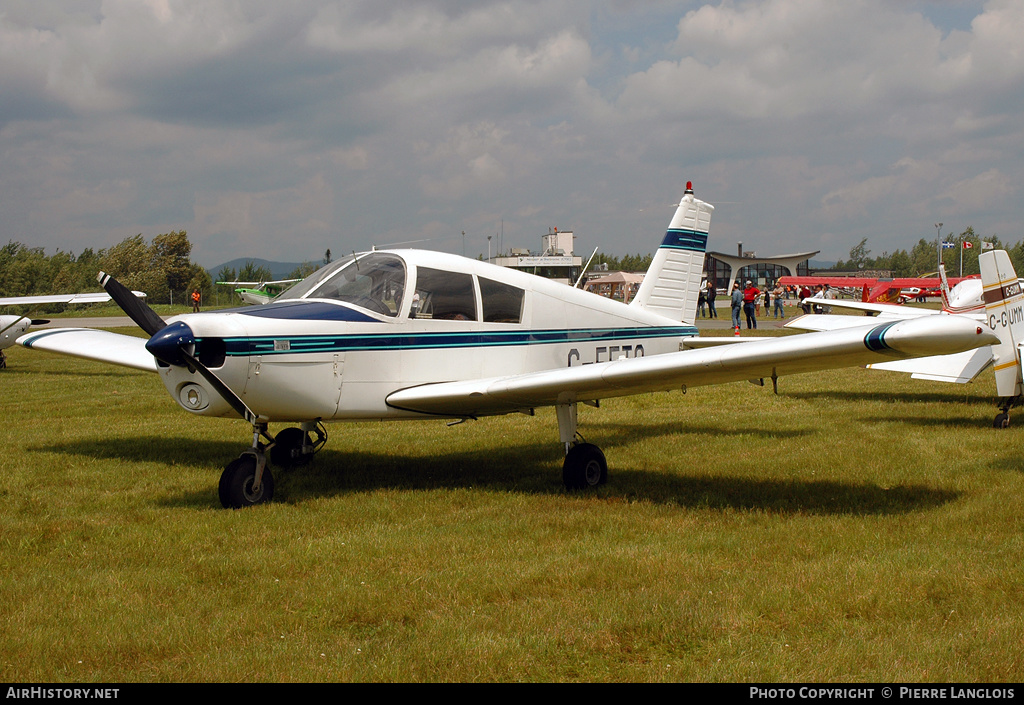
[994,412,1010,429]
[219,455,274,508]
[562,443,608,490]
[271,427,310,468]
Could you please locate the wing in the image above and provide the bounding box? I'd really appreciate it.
[796,299,937,318]
[386,316,996,417]
[0,291,147,306]
[17,328,157,372]
[785,305,995,384]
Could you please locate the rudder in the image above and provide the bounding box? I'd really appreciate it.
[630,182,714,322]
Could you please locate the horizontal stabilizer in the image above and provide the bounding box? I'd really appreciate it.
[799,299,937,318]
[17,328,157,372]
[785,314,892,333]
[868,347,994,383]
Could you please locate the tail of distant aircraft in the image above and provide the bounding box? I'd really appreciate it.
[938,264,952,309]
[630,182,713,322]
[980,250,1024,402]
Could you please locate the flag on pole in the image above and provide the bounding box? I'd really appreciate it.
[983,242,995,251]
[942,241,955,249]
[963,241,973,249]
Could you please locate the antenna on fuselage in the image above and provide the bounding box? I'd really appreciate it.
[575,247,600,288]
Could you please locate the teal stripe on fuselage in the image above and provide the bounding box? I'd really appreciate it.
[211,325,698,357]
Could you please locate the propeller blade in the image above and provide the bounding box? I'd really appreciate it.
[97,271,165,336]
[30,319,50,326]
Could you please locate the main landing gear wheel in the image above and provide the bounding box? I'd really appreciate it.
[219,455,275,509]
[271,427,311,468]
[562,443,608,490]
[994,412,1010,429]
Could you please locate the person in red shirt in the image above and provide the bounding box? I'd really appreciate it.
[742,280,760,329]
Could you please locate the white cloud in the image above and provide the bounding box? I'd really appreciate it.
[1,0,1023,266]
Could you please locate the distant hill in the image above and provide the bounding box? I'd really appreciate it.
[808,259,836,270]
[206,257,317,281]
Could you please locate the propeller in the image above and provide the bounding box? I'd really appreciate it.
[98,271,166,336]
[98,271,261,425]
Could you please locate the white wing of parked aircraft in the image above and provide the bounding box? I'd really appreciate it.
[17,184,998,507]
[0,289,145,368]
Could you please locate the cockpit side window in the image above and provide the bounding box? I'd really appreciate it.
[411,267,477,321]
[298,253,406,317]
[479,277,524,323]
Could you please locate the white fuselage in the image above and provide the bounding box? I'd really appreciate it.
[1,315,32,351]
[157,250,696,422]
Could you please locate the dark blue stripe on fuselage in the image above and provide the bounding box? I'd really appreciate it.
[207,326,698,357]
[660,229,708,252]
[863,322,899,352]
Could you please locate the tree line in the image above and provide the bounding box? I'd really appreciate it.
[830,228,1024,277]
[0,233,330,308]
[4,226,1016,309]
[0,231,212,307]
[591,252,654,272]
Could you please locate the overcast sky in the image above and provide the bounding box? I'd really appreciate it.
[1,0,1020,268]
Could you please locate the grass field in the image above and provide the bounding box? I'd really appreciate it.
[1,331,1022,683]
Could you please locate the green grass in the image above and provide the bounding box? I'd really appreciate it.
[1,336,1022,682]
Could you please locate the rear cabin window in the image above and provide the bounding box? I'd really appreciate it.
[412,268,477,321]
[479,277,524,323]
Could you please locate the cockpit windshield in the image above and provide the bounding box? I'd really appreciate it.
[276,253,407,317]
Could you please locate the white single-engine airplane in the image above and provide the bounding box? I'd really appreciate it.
[1,290,145,368]
[18,184,998,508]
[787,250,1024,428]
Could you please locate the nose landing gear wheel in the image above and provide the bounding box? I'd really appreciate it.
[219,455,274,508]
[562,443,608,490]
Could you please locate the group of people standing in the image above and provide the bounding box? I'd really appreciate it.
[728,281,788,329]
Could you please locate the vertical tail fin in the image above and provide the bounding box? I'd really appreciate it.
[629,182,714,322]
[939,264,952,310]
[980,250,1024,398]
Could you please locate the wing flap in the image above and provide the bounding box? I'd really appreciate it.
[18,328,157,372]
[387,317,997,417]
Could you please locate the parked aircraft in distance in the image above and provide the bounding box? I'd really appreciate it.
[778,274,978,306]
[787,251,1024,428]
[18,184,998,507]
[783,266,993,317]
[217,279,302,306]
[0,290,145,368]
